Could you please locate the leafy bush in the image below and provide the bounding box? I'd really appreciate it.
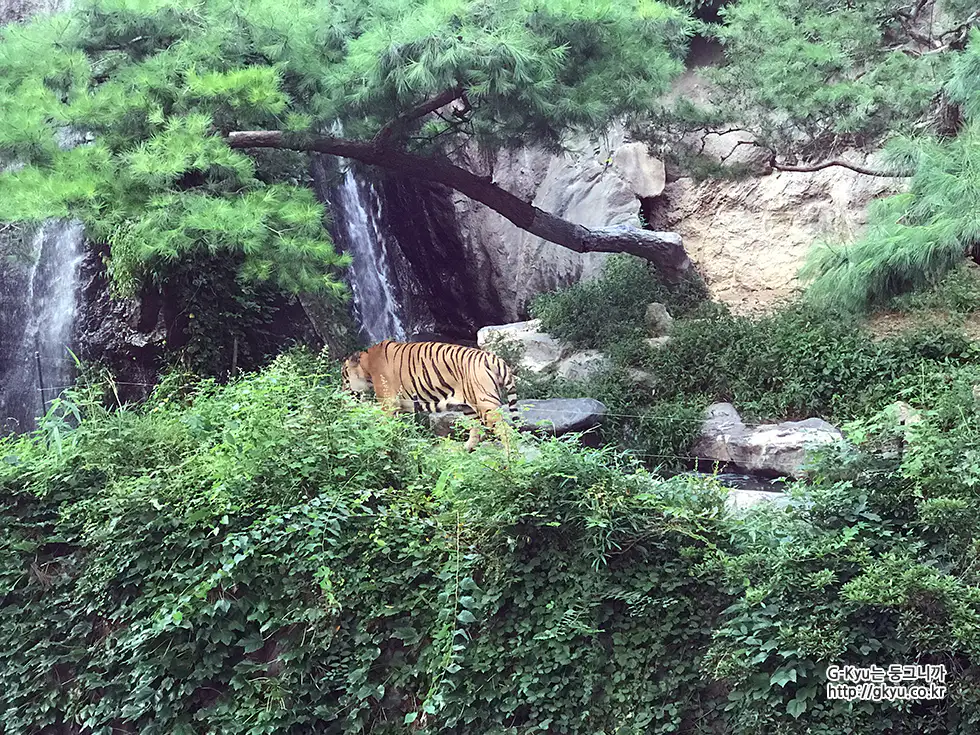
[642,304,980,421]
[7,348,980,732]
[707,364,980,733]
[530,255,709,353]
[0,350,732,734]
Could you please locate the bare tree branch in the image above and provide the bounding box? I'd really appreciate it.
[771,157,912,177]
[372,86,466,146]
[226,130,691,279]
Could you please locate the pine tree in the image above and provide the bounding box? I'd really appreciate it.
[803,29,980,310]
[0,0,695,296]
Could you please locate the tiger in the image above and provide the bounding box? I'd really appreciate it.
[341,339,518,452]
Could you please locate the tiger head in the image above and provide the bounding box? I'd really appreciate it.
[341,351,372,394]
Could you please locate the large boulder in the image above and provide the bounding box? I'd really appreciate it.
[555,350,612,383]
[425,397,608,439]
[693,402,844,478]
[515,398,608,435]
[477,318,565,373]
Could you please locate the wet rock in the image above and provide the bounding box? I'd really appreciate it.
[693,402,844,478]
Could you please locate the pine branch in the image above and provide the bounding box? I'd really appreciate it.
[372,86,466,146]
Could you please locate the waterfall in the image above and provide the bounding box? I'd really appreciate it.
[332,163,407,344]
[0,219,85,432]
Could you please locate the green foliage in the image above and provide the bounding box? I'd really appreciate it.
[888,263,980,315]
[7,337,980,732]
[526,258,980,468]
[640,305,980,420]
[802,31,980,309]
[531,254,709,353]
[0,350,732,733]
[707,364,980,733]
[0,0,694,297]
[708,0,948,154]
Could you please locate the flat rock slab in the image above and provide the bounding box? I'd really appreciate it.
[424,397,608,438]
[515,398,608,435]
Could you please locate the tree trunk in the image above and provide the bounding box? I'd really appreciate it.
[226,131,692,281]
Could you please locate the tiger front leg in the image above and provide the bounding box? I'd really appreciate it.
[374,375,401,416]
[473,404,511,455]
[464,423,482,452]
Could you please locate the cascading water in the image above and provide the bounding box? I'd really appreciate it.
[332,163,407,344]
[0,219,85,432]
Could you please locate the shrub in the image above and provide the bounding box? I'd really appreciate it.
[530,255,709,353]
[6,350,980,732]
[0,350,730,734]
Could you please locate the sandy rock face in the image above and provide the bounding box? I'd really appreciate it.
[664,161,904,312]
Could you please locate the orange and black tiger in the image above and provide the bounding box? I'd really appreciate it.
[341,340,517,451]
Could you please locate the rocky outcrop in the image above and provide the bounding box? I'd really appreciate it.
[451,47,905,317]
[693,402,844,478]
[453,124,663,320]
[477,318,617,384]
[455,139,902,317]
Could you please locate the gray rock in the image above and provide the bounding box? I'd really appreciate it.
[612,142,666,198]
[693,402,844,478]
[627,368,657,393]
[644,302,674,336]
[515,398,608,435]
[424,398,608,439]
[555,350,611,382]
[477,318,565,373]
[644,336,672,350]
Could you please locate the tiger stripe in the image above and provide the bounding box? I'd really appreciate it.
[341,339,518,452]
